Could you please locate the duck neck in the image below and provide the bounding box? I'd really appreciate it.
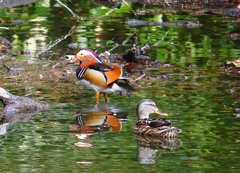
[76,66,87,80]
[137,112,149,120]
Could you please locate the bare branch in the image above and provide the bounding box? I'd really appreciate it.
[28,26,76,60]
[56,0,79,18]
[122,0,138,17]
[153,30,169,46]
[164,0,176,13]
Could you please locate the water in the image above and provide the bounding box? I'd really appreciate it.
[0,0,240,172]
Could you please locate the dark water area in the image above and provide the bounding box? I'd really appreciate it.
[0,0,240,172]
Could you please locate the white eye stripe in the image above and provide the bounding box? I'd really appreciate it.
[79,50,102,63]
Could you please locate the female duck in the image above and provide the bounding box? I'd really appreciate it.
[132,99,181,138]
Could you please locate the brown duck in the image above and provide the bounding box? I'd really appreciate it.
[132,99,181,138]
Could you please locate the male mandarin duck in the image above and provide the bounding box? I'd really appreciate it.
[71,48,135,104]
[132,99,181,138]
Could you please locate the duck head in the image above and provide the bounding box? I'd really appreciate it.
[71,48,103,68]
[136,99,168,120]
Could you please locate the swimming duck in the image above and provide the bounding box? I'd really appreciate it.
[132,99,181,138]
[71,48,135,104]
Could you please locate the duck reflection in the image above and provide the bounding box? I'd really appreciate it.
[134,135,182,164]
[72,103,127,145]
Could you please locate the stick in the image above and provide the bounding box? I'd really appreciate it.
[56,0,78,18]
[134,73,146,82]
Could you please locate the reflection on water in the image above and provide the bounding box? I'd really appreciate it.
[134,134,182,164]
[72,102,182,165]
[0,0,37,9]
[72,103,127,146]
[0,110,41,135]
[1,0,240,172]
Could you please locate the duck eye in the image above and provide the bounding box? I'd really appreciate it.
[147,103,155,107]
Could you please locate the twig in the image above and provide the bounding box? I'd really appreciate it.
[122,0,138,17]
[157,74,188,82]
[152,30,169,46]
[108,43,120,52]
[122,29,140,45]
[164,0,176,13]
[230,81,240,100]
[103,9,115,17]
[134,73,146,82]
[122,35,131,45]
[56,0,78,18]
[28,26,76,59]
[52,60,67,69]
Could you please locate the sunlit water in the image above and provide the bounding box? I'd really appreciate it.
[0,0,240,172]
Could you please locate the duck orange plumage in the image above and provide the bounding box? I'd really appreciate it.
[71,48,135,104]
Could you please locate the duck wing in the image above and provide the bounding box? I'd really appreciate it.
[89,64,134,91]
[104,65,123,85]
[88,64,125,85]
[147,118,172,128]
[89,63,112,72]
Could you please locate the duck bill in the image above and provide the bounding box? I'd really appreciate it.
[154,107,168,116]
[70,55,79,63]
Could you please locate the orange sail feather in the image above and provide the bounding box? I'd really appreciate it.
[104,65,122,85]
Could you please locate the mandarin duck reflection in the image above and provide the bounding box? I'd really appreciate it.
[132,99,181,138]
[71,103,128,144]
[71,48,135,104]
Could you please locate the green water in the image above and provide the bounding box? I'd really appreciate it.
[0,0,240,172]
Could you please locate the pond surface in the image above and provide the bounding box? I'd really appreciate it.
[0,0,240,172]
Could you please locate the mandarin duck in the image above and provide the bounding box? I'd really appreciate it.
[71,48,135,104]
[132,99,181,138]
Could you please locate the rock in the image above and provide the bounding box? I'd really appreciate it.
[0,87,49,116]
